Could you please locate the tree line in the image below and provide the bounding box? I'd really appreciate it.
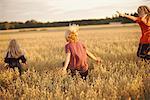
[0,13,138,30]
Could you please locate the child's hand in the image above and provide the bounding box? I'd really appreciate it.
[22,63,27,66]
[4,63,10,69]
[61,68,67,75]
[4,63,8,67]
[116,11,125,17]
[22,63,28,71]
[22,63,28,67]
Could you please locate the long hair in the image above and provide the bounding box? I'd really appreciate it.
[65,24,79,42]
[137,5,150,24]
[145,13,150,24]
[6,39,23,58]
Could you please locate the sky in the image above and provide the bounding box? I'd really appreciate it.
[0,0,150,22]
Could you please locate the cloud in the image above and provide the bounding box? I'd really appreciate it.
[0,0,63,22]
[58,2,139,21]
[0,0,150,22]
[142,0,150,3]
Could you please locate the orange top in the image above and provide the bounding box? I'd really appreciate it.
[136,17,150,43]
[65,41,88,72]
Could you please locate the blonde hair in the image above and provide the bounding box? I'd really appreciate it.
[65,24,79,42]
[6,39,23,58]
[137,5,150,24]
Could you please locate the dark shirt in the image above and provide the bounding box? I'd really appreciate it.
[4,53,26,68]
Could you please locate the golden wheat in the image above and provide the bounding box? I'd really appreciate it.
[0,24,149,100]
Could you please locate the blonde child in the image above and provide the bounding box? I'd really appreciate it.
[63,24,100,79]
[4,39,27,75]
[117,5,150,60]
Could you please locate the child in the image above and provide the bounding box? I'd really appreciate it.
[62,24,100,79]
[117,5,150,60]
[4,39,27,75]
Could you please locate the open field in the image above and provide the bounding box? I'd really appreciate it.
[0,24,149,100]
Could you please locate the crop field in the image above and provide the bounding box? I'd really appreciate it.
[0,24,149,100]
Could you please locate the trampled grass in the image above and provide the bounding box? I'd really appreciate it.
[0,24,149,100]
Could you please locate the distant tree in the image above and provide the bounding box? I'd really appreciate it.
[25,20,38,24]
[3,22,15,30]
[131,12,138,17]
[0,12,139,30]
[4,22,11,30]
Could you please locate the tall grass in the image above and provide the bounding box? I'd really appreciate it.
[0,25,149,100]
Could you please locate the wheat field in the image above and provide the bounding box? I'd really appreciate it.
[0,24,149,100]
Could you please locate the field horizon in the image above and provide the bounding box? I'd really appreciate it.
[0,24,149,100]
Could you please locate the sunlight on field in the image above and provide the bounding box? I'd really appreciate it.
[0,24,149,100]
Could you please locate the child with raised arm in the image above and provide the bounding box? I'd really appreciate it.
[4,39,27,75]
[117,5,150,60]
[63,24,100,79]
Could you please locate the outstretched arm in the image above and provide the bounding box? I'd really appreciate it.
[63,53,71,71]
[117,11,138,21]
[86,50,100,63]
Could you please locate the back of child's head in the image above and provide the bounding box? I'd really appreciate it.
[7,39,22,58]
[138,5,150,16]
[65,24,79,42]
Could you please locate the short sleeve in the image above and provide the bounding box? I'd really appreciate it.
[20,55,26,63]
[65,44,71,53]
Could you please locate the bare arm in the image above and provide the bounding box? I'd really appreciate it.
[86,50,100,62]
[63,53,71,70]
[117,11,138,21]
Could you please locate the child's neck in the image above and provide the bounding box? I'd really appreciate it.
[69,40,79,43]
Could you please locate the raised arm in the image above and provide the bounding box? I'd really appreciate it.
[63,53,71,71]
[117,11,138,21]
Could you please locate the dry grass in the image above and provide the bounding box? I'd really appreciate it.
[0,24,149,100]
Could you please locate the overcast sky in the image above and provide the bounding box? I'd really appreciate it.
[0,0,150,22]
